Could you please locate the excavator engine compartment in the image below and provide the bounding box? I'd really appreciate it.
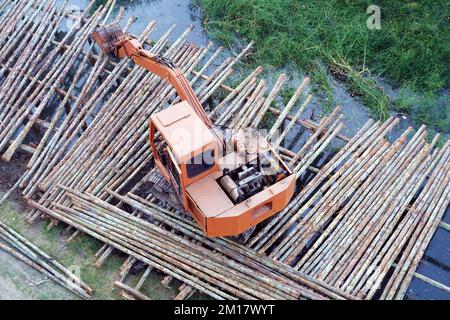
[219,151,288,204]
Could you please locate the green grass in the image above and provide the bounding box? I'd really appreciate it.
[0,199,177,300]
[197,0,449,129]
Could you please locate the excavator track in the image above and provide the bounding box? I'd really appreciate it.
[142,167,184,211]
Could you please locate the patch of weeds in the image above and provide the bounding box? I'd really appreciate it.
[198,0,449,130]
[66,234,102,257]
[308,60,335,112]
[139,270,177,300]
[79,261,119,300]
[89,0,108,13]
[259,106,278,130]
[425,129,445,149]
[41,224,62,243]
[328,55,390,119]
[59,236,124,300]
[279,87,296,106]
[394,86,450,134]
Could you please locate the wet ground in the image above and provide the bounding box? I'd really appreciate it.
[0,250,77,300]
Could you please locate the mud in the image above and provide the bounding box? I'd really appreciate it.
[0,152,30,209]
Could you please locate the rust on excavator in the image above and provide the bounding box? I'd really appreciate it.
[92,24,296,238]
[92,24,124,56]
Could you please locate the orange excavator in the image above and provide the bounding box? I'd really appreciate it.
[92,25,296,238]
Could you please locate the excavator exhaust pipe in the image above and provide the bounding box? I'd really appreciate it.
[92,24,124,56]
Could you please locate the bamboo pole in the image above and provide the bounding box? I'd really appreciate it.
[267,77,310,139]
[252,74,287,128]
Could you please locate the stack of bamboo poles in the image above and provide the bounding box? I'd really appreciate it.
[0,0,205,298]
[0,0,123,191]
[380,142,449,299]
[98,171,199,299]
[29,186,353,300]
[0,0,112,161]
[247,117,450,299]
[0,219,92,299]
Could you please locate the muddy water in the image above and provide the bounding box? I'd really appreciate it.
[51,0,449,300]
[62,0,207,44]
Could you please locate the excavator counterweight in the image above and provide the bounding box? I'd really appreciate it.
[92,24,296,238]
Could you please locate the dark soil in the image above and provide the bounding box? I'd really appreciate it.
[0,151,31,210]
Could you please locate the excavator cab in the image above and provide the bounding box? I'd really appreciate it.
[93,24,297,238]
[149,101,221,210]
[149,101,296,237]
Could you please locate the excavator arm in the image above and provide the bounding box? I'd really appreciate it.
[92,24,214,129]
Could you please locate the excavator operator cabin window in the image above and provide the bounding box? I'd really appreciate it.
[186,149,215,178]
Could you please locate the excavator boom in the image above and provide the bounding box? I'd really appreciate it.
[92,24,214,129]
